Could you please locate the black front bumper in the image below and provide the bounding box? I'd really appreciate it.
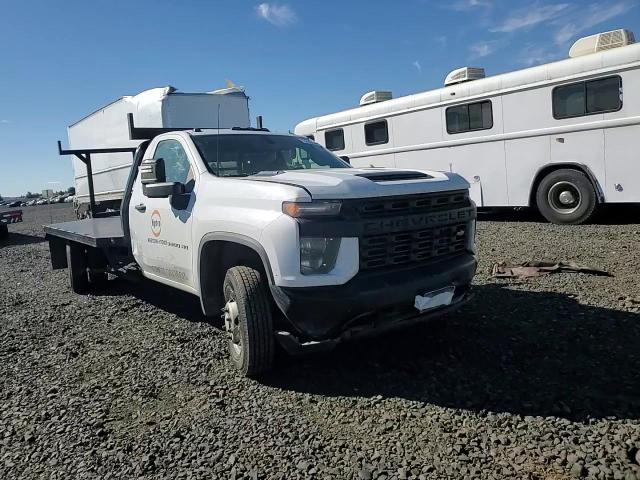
[270,253,476,352]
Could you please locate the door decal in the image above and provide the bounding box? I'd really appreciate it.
[151,210,161,238]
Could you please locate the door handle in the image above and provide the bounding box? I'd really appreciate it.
[134,203,146,212]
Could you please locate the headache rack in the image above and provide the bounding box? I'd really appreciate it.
[58,113,267,217]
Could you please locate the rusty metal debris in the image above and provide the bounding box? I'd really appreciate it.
[492,261,611,279]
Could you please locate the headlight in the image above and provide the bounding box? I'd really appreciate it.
[300,237,341,275]
[283,201,342,218]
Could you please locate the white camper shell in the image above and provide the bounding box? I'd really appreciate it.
[69,86,250,215]
[295,30,640,224]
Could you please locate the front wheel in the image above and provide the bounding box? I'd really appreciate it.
[535,169,597,225]
[222,266,274,376]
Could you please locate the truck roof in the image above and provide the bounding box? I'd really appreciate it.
[186,128,293,137]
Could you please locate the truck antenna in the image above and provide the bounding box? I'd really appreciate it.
[216,104,221,177]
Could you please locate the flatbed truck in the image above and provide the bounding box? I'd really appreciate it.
[44,114,477,376]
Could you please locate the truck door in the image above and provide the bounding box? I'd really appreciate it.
[129,138,196,290]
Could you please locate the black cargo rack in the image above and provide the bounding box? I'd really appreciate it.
[57,141,137,217]
[59,113,267,216]
[57,113,202,216]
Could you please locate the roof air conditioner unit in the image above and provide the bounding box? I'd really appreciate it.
[569,29,635,58]
[444,67,486,86]
[359,91,393,106]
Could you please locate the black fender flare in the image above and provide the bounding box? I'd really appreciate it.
[196,232,275,315]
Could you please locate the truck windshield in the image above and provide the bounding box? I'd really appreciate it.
[192,133,350,177]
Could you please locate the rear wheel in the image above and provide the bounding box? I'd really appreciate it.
[66,243,89,294]
[536,169,597,225]
[87,248,108,289]
[0,224,8,239]
[222,266,274,377]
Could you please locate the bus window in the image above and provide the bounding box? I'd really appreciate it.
[446,101,493,134]
[553,75,622,119]
[586,76,622,113]
[364,120,389,145]
[325,129,345,151]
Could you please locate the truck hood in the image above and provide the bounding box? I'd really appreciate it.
[243,168,469,199]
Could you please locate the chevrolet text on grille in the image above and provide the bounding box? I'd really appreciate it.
[362,207,476,235]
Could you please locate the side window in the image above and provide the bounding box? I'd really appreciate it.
[364,120,389,146]
[553,75,622,119]
[586,76,622,113]
[153,139,193,186]
[325,129,345,151]
[553,82,585,118]
[446,101,493,134]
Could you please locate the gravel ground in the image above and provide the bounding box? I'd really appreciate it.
[1,203,639,480]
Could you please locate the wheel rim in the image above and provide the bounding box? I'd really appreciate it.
[547,181,582,215]
[223,287,242,357]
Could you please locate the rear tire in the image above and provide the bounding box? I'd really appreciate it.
[87,248,108,289]
[535,169,597,225]
[67,243,89,294]
[222,266,274,377]
[88,270,108,289]
[0,224,8,239]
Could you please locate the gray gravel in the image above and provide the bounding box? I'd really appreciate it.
[1,203,639,480]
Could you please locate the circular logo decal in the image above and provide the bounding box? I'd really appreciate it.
[151,210,161,237]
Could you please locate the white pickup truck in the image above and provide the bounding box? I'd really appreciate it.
[45,116,477,376]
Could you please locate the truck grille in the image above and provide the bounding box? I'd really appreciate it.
[360,223,468,270]
[356,190,468,217]
[354,191,472,271]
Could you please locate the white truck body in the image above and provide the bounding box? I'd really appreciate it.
[69,86,250,211]
[294,34,640,223]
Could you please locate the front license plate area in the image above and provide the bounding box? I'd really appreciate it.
[414,286,455,313]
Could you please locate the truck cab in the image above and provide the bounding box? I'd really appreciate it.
[46,124,477,376]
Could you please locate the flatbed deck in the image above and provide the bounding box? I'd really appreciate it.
[44,216,124,248]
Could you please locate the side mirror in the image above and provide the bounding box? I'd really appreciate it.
[140,158,166,184]
[143,182,185,198]
[339,155,350,164]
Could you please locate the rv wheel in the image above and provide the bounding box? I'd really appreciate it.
[536,169,597,225]
[0,225,8,239]
[222,266,274,377]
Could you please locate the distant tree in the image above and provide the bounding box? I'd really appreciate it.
[25,192,41,199]
[0,194,3,201]
[67,186,76,195]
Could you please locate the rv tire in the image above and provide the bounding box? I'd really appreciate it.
[536,169,597,225]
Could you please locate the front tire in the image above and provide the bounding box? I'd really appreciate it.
[536,169,597,225]
[222,266,274,377]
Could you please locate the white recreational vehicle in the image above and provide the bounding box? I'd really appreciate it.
[69,86,250,216]
[295,29,640,224]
